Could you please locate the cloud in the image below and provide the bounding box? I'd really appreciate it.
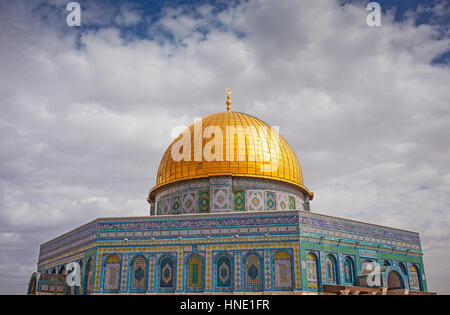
[114,3,142,26]
[0,0,449,294]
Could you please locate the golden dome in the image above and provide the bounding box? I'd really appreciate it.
[149,111,313,200]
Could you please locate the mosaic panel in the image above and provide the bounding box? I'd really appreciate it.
[212,187,230,212]
[265,191,276,211]
[274,258,293,289]
[233,190,245,211]
[216,255,232,288]
[182,192,196,214]
[293,247,301,289]
[199,191,210,213]
[188,255,202,288]
[104,263,120,291]
[148,256,155,291]
[245,253,262,289]
[289,196,296,210]
[206,248,212,290]
[235,252,241,291]
[162,198,171,215]
[247,190,264,212]
[172,196,181,215]
[264,251,271,289]
[120,255,128,291]
[157,201,162,215]
[277,192,288,211]
[132,256,146,289]
[159,256,175,289]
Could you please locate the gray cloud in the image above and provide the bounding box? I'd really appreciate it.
[0,0,449,294]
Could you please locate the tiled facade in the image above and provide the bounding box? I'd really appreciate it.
[29,210,428,294]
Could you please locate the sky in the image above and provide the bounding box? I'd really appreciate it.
[0,0,449,294]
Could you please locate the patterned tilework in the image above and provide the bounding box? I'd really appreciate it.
[148,256,155,292]
[245,253,262,289]
[293,247,301,289]
[157,201,162,215]
[320,252,326,283]
[182,192,196,214]
[94,252,101,291]
[188,255,203,288]
[298,211,422,250]
[162,198,171,215]
[277,193,289,211]
[247,190,264,212]
[265,191,276,210]
[289,196,296,210]
[132,255,147,289]
[216,254,232,288]
[37,207,427,294]
[47,239,426,294]
[159,256,175,289]
[172,196,181,215]
[152,177,308,217]
[264,251,271,289]
[206,248,212,290]
[104,258,120,291]
[120,255,128,291]
[199,191,209,213]
[235,252,241,291]
[177,248,183,290]
[212,187,230,212]
[274,258,292,289]
[233,190,245,211]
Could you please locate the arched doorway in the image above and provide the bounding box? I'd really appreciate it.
[387,270,404,290]
[273,250,293,290]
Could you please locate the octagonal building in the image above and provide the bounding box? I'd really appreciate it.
[27,95,431,295]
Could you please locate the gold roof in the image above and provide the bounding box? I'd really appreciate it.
[149,111,313,200]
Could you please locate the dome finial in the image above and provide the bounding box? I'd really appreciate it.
[226,88,232,112]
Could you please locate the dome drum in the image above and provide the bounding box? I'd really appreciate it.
[150,175,310,216]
